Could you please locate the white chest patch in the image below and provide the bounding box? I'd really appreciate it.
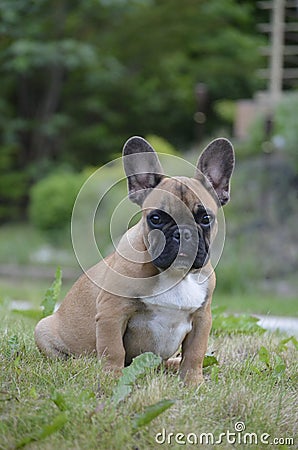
[124,273,208,361]
[144,272,208,312]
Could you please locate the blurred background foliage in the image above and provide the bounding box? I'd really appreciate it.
[0,0,264,221]
[0,0,297,312]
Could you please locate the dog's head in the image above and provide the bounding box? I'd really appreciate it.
[123,137,234,272]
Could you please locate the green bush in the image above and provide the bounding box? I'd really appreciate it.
[29,171,84,232]
[28,162,128,256]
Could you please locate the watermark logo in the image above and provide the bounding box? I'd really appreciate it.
[155,421,295,446]
[71,152,226,296]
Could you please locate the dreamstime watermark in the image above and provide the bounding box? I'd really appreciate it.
[155,421,295,446]
[71,151,226,296]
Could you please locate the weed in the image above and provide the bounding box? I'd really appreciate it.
[40,266,62,318]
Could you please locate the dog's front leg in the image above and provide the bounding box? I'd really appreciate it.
[95,293,136,373]
[179,302,212,386]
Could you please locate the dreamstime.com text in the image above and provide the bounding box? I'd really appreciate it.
[155,422,294,446]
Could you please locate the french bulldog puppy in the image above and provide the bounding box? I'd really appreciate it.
[35,136,234,385]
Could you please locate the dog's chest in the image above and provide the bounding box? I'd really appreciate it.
[145,273,207,311]
[124,274,208,362]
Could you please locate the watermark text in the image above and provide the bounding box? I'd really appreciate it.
[155,422,294,446]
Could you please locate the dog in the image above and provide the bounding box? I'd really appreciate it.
[35,136,234,385]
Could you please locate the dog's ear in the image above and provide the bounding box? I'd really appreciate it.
[123,136,164,206]
[195,138,235,206]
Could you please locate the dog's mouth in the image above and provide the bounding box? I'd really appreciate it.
[150,240,210,272]
[172,252,194,270]
[154,254,209,272]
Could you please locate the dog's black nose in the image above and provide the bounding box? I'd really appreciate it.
[183,228,192,241]
[173,227,193,242]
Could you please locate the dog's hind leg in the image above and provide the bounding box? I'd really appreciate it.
[164,356,181,372]
[34,315,71,359]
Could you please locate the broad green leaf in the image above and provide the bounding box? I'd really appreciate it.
[111,380,131,405]
[51,391,69,412]
[132,399,175,432]
[38,413,68,439]
[111,352,162,405]
[203,354,218,368]
[212,312,265,335]
[278,336,298,352]
[15,413,68,448]
[41,267,62,318]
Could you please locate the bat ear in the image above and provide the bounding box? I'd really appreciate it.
[195,138,235,206]
[122,136,164,206]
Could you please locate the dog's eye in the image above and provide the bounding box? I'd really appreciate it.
[148,213,163,227]
[200,214,213,227]
[149,214,162,225]
[195,206,214,227]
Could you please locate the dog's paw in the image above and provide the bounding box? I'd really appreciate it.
[101,362,124,378]
[180,369,204,387]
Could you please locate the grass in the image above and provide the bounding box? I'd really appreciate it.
[0,224,45,265]
[0,222,297,448]
[213,293,298,317]
[0,297,297,450]
[0,279,72,307]
[0,224,76,267]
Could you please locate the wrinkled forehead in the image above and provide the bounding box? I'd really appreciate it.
[143,176,218,219]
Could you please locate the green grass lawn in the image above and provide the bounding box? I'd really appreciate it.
[213,293,298,317]
[0,224,76,267]
[1,224,297,448]
[0,303,297,450]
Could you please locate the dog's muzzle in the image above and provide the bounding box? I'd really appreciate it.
[148,223,208,271]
